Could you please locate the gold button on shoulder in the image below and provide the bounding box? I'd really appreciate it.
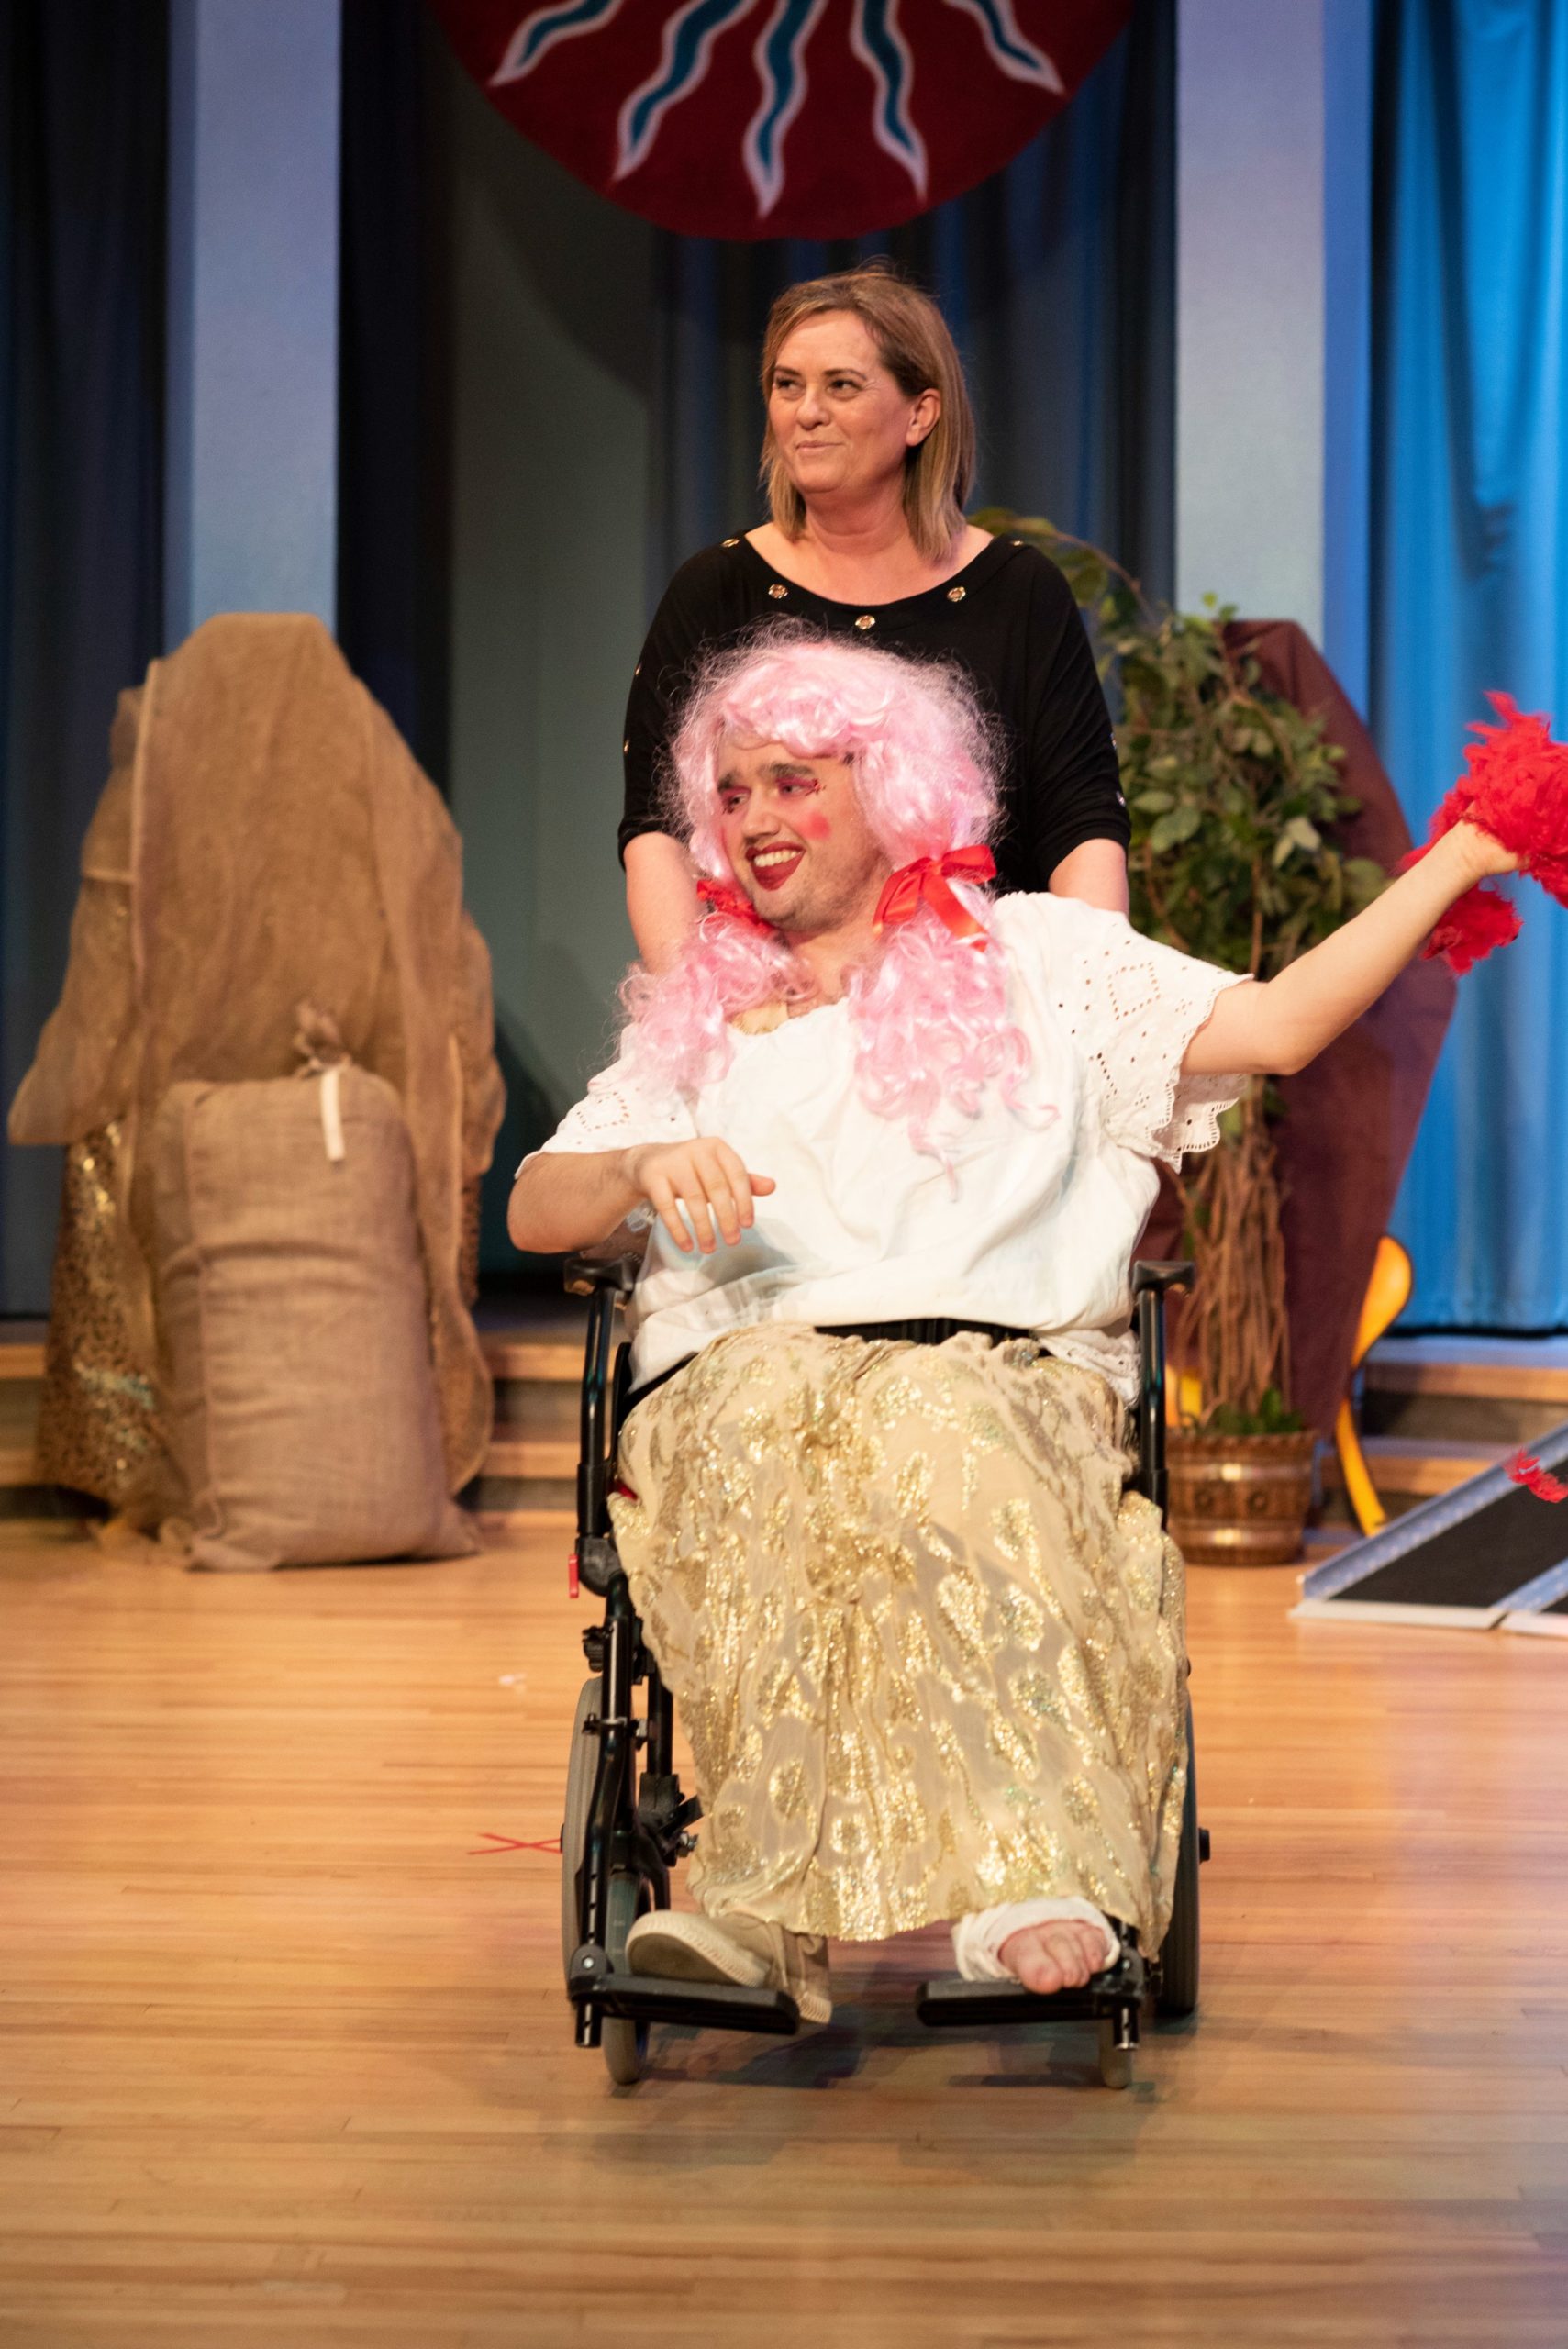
[947,584,966,603]
[768,583,787,600]
[723,535,740,548]
[1012,538,1024,546]
[622,739,630,754]
[633,662,641,676]
[854,613,876,631]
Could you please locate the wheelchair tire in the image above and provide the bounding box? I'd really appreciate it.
[602,1869,652,2087]
[561,1676,599,1976]
[1155,1700,1200,2019]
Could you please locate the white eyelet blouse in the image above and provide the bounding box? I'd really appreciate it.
[532,896,1251,1397]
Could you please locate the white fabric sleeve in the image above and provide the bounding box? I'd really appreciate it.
[1040,898,1252,1167]
[522,1052,697,1169]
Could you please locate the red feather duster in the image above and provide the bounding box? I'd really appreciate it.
[1506,1449,1568,1504]
[1400,693,1568,970]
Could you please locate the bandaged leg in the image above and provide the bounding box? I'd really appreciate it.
[953,1898,1120,1986]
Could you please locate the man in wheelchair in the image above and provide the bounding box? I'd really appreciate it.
[509,633,1513,2033]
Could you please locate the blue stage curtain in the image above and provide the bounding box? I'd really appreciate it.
[0,1,167,1315]
[1373,0,1568,1326]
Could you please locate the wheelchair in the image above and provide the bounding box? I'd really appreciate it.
[559,1255,1207,2089]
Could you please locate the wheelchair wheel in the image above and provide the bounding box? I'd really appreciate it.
[601,1868,652,2087]
[561,1676,598,1973]
[1155,1700,1200,2019]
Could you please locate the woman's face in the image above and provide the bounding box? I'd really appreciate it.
[766,311,939,512]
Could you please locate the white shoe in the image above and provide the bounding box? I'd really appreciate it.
[626,1908,832,2025]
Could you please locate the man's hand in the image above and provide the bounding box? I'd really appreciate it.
[625,1139,775,1254]
[1451,817,1522,880]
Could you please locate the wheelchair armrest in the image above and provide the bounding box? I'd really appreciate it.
[563,1253,639,1299]
[565,1256,638,1543]
[1130,1260,1194,1522]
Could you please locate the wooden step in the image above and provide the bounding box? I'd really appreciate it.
[4,1315,1534,1520]
[0,1313,591,1510]
[481,1433,577,1480]
[1362,1337,1568,1446]
[1321,1433,1509,1502]
[1366,1333,1568,1403]
[0,1332,586,1388]
[482,1335,582,1381]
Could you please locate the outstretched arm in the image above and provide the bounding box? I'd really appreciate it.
[509,1138,775,1256]
[1184,823,1515,1078]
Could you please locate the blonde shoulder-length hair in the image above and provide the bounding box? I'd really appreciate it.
[758,263,976,563]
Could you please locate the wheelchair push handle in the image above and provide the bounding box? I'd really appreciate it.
[1131,1258,1195,1300]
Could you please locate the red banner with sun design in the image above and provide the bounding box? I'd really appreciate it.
[428,1,1132,241]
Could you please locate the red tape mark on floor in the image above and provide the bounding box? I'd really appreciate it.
[469,1831,562,1855]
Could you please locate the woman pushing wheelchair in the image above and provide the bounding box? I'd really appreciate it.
[509,632,1520,2025]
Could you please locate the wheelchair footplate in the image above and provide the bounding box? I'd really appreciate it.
[916,1942,1146,2034]
[568,1942,802,2038]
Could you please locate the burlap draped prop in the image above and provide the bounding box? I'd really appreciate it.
[1141,621,1457,1436]
[8,614,506,1520]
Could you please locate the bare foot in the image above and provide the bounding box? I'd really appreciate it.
[997,1919,1109,1994]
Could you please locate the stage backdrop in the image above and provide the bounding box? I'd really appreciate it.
[1373,0,1568,1327]
[340,0,1173,1276]
[427,0,1132,240]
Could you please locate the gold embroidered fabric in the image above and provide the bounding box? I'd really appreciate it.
[33,1122,177,1522]
[609,1326,1186,1946]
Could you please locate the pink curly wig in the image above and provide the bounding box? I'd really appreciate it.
[618,631,1036,1142]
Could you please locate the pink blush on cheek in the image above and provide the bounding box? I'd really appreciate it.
[794,809,831,841]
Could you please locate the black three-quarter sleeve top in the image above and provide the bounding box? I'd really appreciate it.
[620,531,1128,894]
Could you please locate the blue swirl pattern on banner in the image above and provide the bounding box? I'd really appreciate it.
[430,0,1130,239]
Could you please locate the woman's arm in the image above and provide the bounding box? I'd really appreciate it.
[1185,824,1515,1077]
[623,550,738,964]
[1050,837,1129,915]
[1019,554,1132,911]
[625,831,700,969]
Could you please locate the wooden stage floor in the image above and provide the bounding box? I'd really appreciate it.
[3,1520,1566,2347]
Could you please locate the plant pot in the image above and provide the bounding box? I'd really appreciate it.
[1166,1428,1317,1566]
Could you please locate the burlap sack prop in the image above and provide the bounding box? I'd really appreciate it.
[153,1068,479,1572]
[8,615,505,1525]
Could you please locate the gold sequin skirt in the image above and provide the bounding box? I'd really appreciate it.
[608,1325,1187,1947]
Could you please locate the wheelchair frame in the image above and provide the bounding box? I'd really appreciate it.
[559,1255,1206,2089]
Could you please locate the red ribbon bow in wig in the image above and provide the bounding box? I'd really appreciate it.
[695,875,773,932]
[873,847,997,943]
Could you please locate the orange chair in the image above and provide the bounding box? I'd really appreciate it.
[1333,1237,1414,1536]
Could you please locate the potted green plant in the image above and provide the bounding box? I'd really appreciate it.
[975,510,1386,1563]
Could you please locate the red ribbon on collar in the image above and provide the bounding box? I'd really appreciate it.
[695,874,773,932]
[873,846,996,943]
